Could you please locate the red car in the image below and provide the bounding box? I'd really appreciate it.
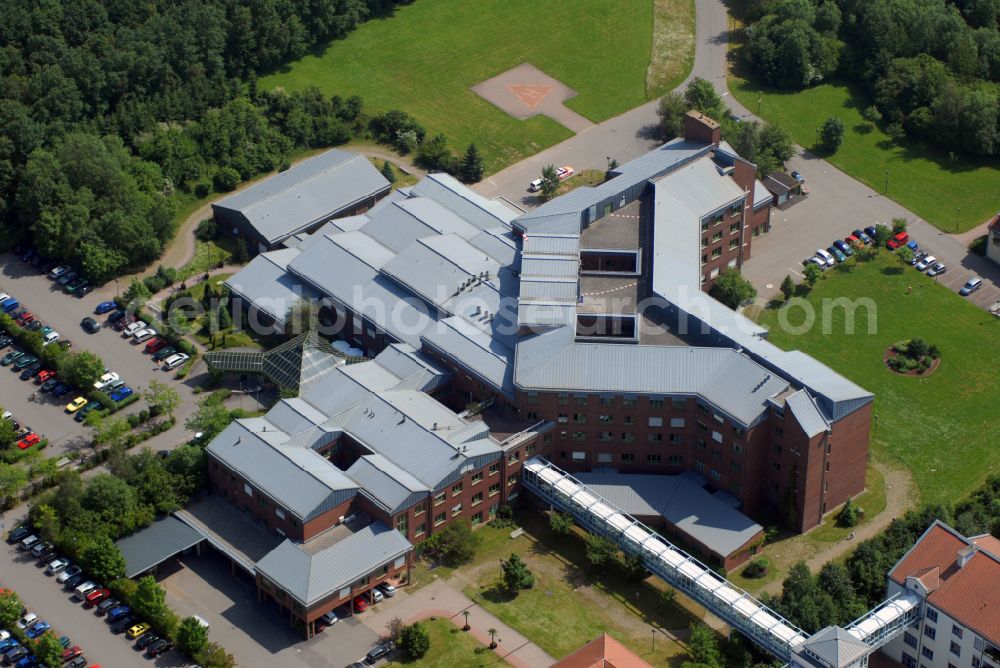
[352,596,369,613]
[15,312,33,325]
[887,231,909,250]
[845,234,861,246]
[84,587,110,608]
[61,646,82,662]
[144,337,167,354]
[16,432,40,450]
[35,369,55,384]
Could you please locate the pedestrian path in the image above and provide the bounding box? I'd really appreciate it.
[361,579,556,668]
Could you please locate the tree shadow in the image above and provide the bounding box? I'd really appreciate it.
[832,263,856,275]
[881,267,904,276]
[636,123,663,141]
[479,584,516,605]
[853,124,872,135]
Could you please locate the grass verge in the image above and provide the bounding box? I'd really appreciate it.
[386,618,509,668]
[728,76,1000,233]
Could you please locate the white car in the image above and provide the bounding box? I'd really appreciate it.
[0,293,9,304]
[49,266,71,279]
[122,321,147,337]
[16,613,37,630]
[72,581,96,600]
[18,535,38,551]
[814,248,836,267]
[132,328,155,343]
[556,165,575,180]
[378,582,397,597]
[45,558,69,575]
[527,178,543,192]
[320,610,338,626]
[93,372,120,390]
[162,353,190,370]
[42,331,60,346]
[371,588,384,603]
[0,630,9,642]
[915,255,936,271]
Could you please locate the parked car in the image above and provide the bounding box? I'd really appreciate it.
[107,309,127,324]
[0,299,19,314]
[151,347,177,362]
[135,633,159,650]
[121,321,146,337]
[145,638,172,658]
[33,545,55,565]
[16,613,36,630]
[18,363,41,381]
[906,239,918,252]
[62,574,84,590]
[57,636,70,649]
[6,526,31,544]
[80,318,100,334]
[927,262,947,277]
[911,249,927,265]
[74,402,103,423]
[352,596,369,613]
[0,640,17,654]
[94,301,117,315]
[915,255,936,271]
[2,646,28,665]
[790,170,804,183]
[319,610,338,626]
[77,284,93,298]
[126,622,152,640]
[65,657,86,668]
[106,606,131,623]
[95,598,120,616]
[49,266,71,280]
[109,386,133,402]
[56,270,77,286]
[378,582,397,597]
[25,620,50,639]
[832,239,854,256]
[131,329,155,344]
[72,581,97,601]
[162,353,189,370]
[852,229,872,244]
[0,336,11,349]
[14,312,33,326]
[16,433,40,450]
[53,383,74,398]
[527,178,543,193]
[110,616,135,634]
[144,337,167,354]
[35,369,55,384]
[959,277,983,296]
[65,397,88,413]
[365,641,393,664]
[18,535,38,551]
[61,647,82,663]
[556,166,575,180]
[93,372,119,390]
[0,351,23,367]
[30,541,52,558]
[887,231,909,250]
[84,588,110,608]
[12,355,38,371]
[45,559,69,576]
[57,565,82,584]
[64,278,88,294]
[864,226,878,240]
[827,246,847,262]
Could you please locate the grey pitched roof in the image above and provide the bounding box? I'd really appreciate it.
[753,179,773,209]
[574,471,763,558]
[255,522,412,607]
[214,150,390,244]
[347,454,429,514]
[225,250,320,327]
[409,173,518,231]
[116,515,204,578]
[785,389,830,437]
[206,420,357,521]
[797,626,871,668]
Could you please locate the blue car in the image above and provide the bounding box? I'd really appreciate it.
[864,226,877,240]
[106,605,131,622]
[94,301,117,315]
[1,298,19,313]
[53,383,73,397]
[0,638,19,652]
[833,239,854,256]
[25,620,50,639]
[110,386,133,402]
[15,655,37,668]
[906,239,918,251]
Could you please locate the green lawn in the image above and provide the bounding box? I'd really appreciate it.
[754,252,1000,506]
[386,618,509,668]
[729,76,1000,233]
[451,512,691,663]
[261,0,695,173]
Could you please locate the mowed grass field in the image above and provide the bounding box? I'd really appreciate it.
[385,618,510,668]
[755,253,1000,506]
[261,0,695,172]
[729,77,1000,233]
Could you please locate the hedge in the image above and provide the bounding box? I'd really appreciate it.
[0,439,48,464]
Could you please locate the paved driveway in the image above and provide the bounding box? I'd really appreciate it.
[0,254,201,457]
[159,550,381,668]
[0,538,185,667]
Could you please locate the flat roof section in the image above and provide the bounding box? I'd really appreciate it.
[578,275,640,316]
[579,201,642,250]
[175,495,284,574]
[116,515,205,578]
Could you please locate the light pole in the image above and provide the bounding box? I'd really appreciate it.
[884,170,889,194]
[651,628,656,653]
[462,610,470,631]
[757,97,762,114]
[114,278,120,297]
[488,628,498,650]
[815,127,820,149]
[873,414,879,440]
[956,207,961,232]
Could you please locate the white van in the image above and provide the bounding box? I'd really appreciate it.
[73,581,97,601]
[528,178,544,193]
[815,249,836,267]
[42,331,60,346]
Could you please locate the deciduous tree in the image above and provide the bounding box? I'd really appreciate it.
[399,622,430,660]
[82,535,127,582]
[710,269,757,309]
[177,616,210,656]
[501,553,535,592]
[657,92,689,139]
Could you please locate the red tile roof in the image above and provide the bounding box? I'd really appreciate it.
[972,533,1000,557]
[890,522,1000,645]
[910,566,940,592]
[552,634,652,668]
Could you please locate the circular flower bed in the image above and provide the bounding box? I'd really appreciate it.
[884,338,940,376]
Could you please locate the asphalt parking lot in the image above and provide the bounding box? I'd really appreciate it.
[1,535,186,667]
[0,254,199,457]
[160,550,383,668]
[742,152,1000,311]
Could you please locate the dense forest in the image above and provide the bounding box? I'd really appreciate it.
[741,0,1000,155]
[0,0,410,282]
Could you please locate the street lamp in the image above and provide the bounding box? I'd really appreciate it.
[114,277,120,297]
[488,628,499,650]
[815,128,820,149]
[884,170,889,194]
[651,628,656,653]
[757,97,762,114]
[462,610,470,632]
[873,414,879,440]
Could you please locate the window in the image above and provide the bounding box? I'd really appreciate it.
[275,508,286,520]
[621,453,635,463]
[597,453,612,463]
[649,399,665,409]
[729,238,739,250]
[732,443,743,456]
[732,425,746,436]
[575,395,587,406]
[508,450,519,463]
[949,642,961,657]
[572,431,585,441]
[647,454,662,464]
[472,492,483,505]
[730,222,740,233]
[711,248,722,258]
[489,483,500,496]
[696,438,707,450]
[434,492,446,505]
[669,433,683,444]
[599,414,613,424]
[623,432,635,443]
[526,391,538,404]
[648,416,663,427]
[558,393,569,405]
[924,626,936,640]
[434,512,446,526]
[711,449,722,461]
[508,474,518,487]
[952,625,963,639]
[526,411,538,421]
[452,482,463,495]
[710,469,721,480]
[600,396,614,407]
[396,514,408,534]
[244,483,253,497]
[472,472,483,484]
[571,451,586,461]
[694,459,705,471]
[712,431,723,443]
[472,512,483,525]
[623,397,637,409]
[712,231,723,242]
[731,461,742,472]
[921,647,934,661]
[598,431,613,442]
[927,609,939,623]
[452,503,462,516]
[489,463,500,475]
[772,462,781,471]
[903,633,917,649]
[415,522,426,536]
[902,653,917,668]
[574,413,586,424]
[623,415,634,426]
[698,422,708,433]
[558,413,568,423]
[648,433,663,443]
[670,417,685,428]
[669,455,683,465]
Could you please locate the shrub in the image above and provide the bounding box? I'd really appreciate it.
[399,622,430,660]
[742,558,770,579]
[500,553,535,592]
[837,498,859,527]
[195,219,217,241]
[213,167,241,192]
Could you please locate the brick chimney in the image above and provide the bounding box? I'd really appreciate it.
[684,110,721,145]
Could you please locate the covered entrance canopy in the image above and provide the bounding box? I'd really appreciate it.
[115,515,205,578]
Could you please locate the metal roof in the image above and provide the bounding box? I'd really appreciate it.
[753,179,773,209]
[410,173,519,230]
[574,471,763,558]
[255,522,412,607]
[225,250,320,327]
[797,627,872,668]
[653,155,745,217]
[213,150,390,244]
[785,389,830,437]
[115,515,205,578]
[347,454,429,514]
